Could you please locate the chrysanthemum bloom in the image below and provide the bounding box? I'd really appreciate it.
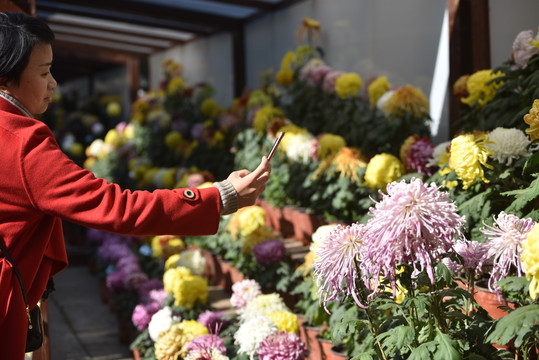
[486,127,532,165]
[316,133,346,160]
[368,75,392,108]
[230,279,262,311]
[185,348,229,360]
[443,239,487,277]
[277,123,306,151]
[427,141,451,169]
[240,293,290,322]
[363,153,405,191]
[285,132,315,164]
[197,310,228,334]
[151,235,185,260]
[253,105,285,135]
[512,29,539,69]
[238,205,267,237]
[148,306,181,342]
[407,138,437,176]
[299,58,324,81]
[276,68,294,87]
[166,75,186,96]
[481,211,536,299]
[235,316,278,357]
[322,70,345,93]
[257,331,309,360]
[522,223,539,299]
[461,69,504,107]
[132,301,162,331]
[453,74,470,100]
[163,266,191,293]
[186,334,227,358]
[335,72,363,99]
[449,133,494,189]
[363,178,466,300]
[246,89,272,110]
[171,274,209,309]
[313,223,367,309]
[331,147,367,183]
[155,320,209,360]
[241,227,277,255]
[200,98,221,118]
[176,249,207,276]
[309,64,333,85]
[137,278,164,301]
[523,99,539,141]
[254,239,286,265]
[400,135,420,172]
[266,310,300,333]
[383,85,429,119]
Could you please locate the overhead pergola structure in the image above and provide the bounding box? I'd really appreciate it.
[33,0,305,99]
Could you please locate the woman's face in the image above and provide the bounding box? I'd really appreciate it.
[2,42,57,116]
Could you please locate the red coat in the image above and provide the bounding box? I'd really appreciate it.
[0,98,221,358]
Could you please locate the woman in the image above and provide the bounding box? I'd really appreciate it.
[0,12,270,358]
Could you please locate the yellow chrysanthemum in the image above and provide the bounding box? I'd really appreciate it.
[238,206,267,237]
[200,98,221,118]
[335,72,363,99]
[363,153,405,191]
[68,142,84,157]
[151,235,185,260]
[164,253,181,271]
[253,105,284,135]
[317,133,346,160]
[449,133,494,190]
[166,270,208,309]
[246,89,272,109]
[275,68,294,87]
[315,147,367,183]
[209,130,225,148]
[385,85,429,119]
[453,74,470,99]
[165,131,182,149]
[163,266,192,294]
[276,124,306,152]
[368,75,392,108]
[523,99,539,141]
[266,311,299,334]
[154,320,208,360]
[162,58,183,77]
[167,75,185,96]
[106,101,121,117]
[461,69,504,107]
[522,223,539,299]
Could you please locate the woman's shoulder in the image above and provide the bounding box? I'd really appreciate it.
[0,107,53,142]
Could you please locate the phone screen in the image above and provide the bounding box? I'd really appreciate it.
[267,132,285,160]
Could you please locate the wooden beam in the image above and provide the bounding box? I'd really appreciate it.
[448,0,491,137]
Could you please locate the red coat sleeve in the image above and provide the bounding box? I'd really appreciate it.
[20,119,222,237]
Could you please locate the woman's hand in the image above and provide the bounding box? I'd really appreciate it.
[227,156,271,209]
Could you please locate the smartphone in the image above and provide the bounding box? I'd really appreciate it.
[267,131,285,160]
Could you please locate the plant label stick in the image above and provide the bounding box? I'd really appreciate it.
[267,132,285,160]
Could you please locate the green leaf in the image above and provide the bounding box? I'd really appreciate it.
[408,342,436,360]
[502,175,539,213]
[433,329,460,360]
[486,304,539,347]
[522,152,539,176]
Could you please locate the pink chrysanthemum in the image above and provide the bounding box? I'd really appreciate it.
[256,331,309,360]
[131,301,162,331]
[480,211,536,299]
[443,239,487,276]
[407,138,437,176]
[187,334,227,355]
[230,279,262,311]
[363,178,465,298]
[197,310,228,334]
[253,239,286,265]
[312,223,366,309]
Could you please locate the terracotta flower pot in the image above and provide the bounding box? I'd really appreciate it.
[302,321,323,360]
[132,348,142,360]
[318,337,333,360]
[329,344,347,360]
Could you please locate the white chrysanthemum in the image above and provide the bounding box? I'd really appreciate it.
[310,224,340,253]
[486,127,532,165]
[176,249,206,276]
[234,316,278,357]
[148,306,181,342]
[285,132,315,163]
[376,89,396,116]
[427,141,451,167]
[240,293,289,322]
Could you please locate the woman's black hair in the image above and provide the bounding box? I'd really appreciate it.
[0,12,54,86]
